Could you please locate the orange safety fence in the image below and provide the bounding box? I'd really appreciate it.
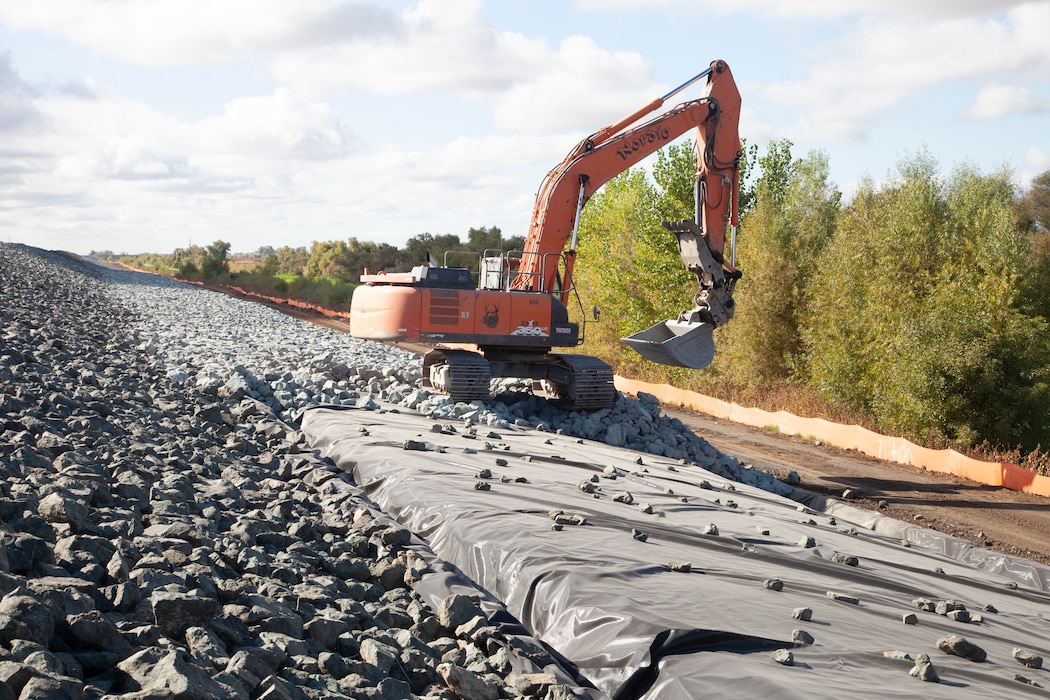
[614,376,1050,498]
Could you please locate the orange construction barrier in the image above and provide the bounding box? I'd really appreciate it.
[614,376,1050,498]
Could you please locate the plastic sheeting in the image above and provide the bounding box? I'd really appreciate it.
[302,406,1050,699]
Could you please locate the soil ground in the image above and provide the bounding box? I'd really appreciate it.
[203,283,1050,567]
[673,410,1050,565]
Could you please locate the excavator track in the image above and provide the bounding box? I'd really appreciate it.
[427,349,614,411]
[422,349,492,403]
[550,354,615,411]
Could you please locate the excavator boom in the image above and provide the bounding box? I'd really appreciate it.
[514,60,741,297]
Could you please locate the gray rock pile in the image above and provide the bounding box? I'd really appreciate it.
[0,244,590,699]
[101,260,780,494]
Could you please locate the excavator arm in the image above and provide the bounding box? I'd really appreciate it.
[511,60,742,369]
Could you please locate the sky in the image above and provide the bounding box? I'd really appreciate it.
[0,0,1048,256]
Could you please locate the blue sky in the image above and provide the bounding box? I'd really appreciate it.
[0,0,1047,255]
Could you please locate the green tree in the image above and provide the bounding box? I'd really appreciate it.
[1016,171,1050,321]
[648,140,702,313]
[737,139,760,217]
[466,226,503,254]
[176,258,199,279]
[574,170,667,374]
[805,154,947,410]
[400,233,463,269]
[755,139,794,208]
[257,253,280,276]
[653,141,697,220]
[306,240,353,279]
[1019,229,1050,320]
[173,244,205,279]
[719,140,839,387]
[805,156,1050,449]
[275,246,309,275]
[200,240,231,278]
[502,234,526,252]
[375,242,401,271]
[1015,170,1050,232]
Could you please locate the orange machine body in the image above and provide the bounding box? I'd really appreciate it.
[350,274,580,349]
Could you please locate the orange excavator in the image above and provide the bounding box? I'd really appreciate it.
[350,60,742,410]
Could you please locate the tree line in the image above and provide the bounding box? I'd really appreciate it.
[240,226,522,281]
[575,139,1050,459]
[117,226,524,309]
[118,226,522,282]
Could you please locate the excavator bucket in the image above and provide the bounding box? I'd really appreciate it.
[621,319,716,369]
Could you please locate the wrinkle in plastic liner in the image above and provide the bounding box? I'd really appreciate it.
[302,406,1050,699]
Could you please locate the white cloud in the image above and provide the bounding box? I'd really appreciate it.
[25,85,360,191]
[576,0,1029,20]
[962,84,1045,119]
[1018,146,1050,188]
[0,1,668,135]
[0,0,401,65]
[0,69,373,249]
[270,0,543,96]
[193,89,357,164]
[757,2,1050,143]
[270,3,662,134]
[573,1,1050,147]
[1028,147,1050,171]
[0,51,46,132]
[489,36,655,132]
[55,76,102,101]
[0,49,551,253]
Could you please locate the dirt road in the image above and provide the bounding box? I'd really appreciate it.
[673,409,1050,565]
[201,282,1050,567]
